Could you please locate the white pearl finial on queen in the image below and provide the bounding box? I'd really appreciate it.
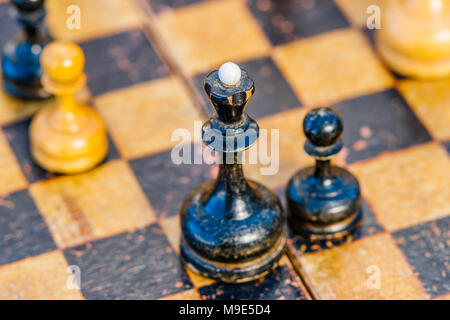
[218,62,241,86]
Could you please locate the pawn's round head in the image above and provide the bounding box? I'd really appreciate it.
[12,0,44,12]
[218,62,241,86]
[303,107,343,147]
[41,41,85,84]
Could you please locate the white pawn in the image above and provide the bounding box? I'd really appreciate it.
[218,62,241,86]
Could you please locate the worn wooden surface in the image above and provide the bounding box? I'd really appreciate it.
[0,0,448,300]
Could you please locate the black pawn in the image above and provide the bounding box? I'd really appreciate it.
[1,0,52,99]
[180,65,286,283]
[286,107,362,240]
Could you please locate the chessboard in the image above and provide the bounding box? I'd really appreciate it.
[0,0,448,300]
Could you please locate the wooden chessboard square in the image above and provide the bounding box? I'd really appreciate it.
[148,0,207,14]
[198,258,308,300]
[129,144,216,220]
[334,89,432,164]
[300,233,428,299]
[0,77,51,126]
[0,251,84,300]
[273,28,394,106]
[159,215,217,288]
[351,143,450,232]
[104,134,122,160]
[393,216,450,299]
[334,0,384,27]
[361,21,393,61]
[3,120,52,183]
[0,190,56,266]
[156,0,271,76]
[185,268,218,289]
[398,79,450,141]
[0,2,20,49]
[288,199,384,255]
[247,0,350,46]
[95,76,203,159]
[244,108,314,190]
[80,29,170,96]
[159,289,201,300]
[0,130,27,196]
[443,141,450,155]
[160,216,181,255]
[435,293,450,300]
[193,57,302,119]
[63,223,193,299]
[29,160,156,249]
[46,0,143,42]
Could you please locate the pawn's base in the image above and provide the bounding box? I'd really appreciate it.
[181,234,286,283]
[287,166,362,241]
[376,33,450,80]
[30,104,108,174]
[289,207,361,241]
[3,77,52,100]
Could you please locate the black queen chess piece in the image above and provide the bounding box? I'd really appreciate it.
[286,107,362,240]
[1,0,52,99]
[180,62,286,283]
